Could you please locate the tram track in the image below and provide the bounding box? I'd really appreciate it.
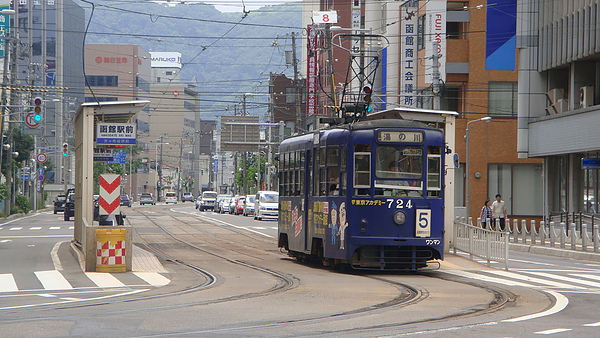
[1,205,517,336]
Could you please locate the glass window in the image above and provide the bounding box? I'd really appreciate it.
[427,146,442,198]
[374,145,423,197]
[488,163,543,216]
[340,146,347,170]
[327,146,339,166]
[285,87,296,104]
[319,147,326,167]
[489,82,517,116]
[319,168,327,196]
[354,151,371,195]
[328,167,340,196]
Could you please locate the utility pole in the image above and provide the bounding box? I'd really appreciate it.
[157,136,164,202]
[291,32,302,133]
[431,41,441,110]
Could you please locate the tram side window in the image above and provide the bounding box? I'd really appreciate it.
[327,146,340,195]
[313,149,320,196]
[427,146,442,198]
[354,144,371,196]
[299,151,305,195]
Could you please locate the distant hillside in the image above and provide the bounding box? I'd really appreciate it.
[77,1,303,120]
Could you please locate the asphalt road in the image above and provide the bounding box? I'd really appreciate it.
[0,204,598,336]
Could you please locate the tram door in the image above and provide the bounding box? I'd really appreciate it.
[304,149,312,252]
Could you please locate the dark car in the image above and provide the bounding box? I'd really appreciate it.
[53,195,66,214]
[120,194,132,207]
[63,193,75,221]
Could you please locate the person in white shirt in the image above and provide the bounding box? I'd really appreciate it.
[491,194,507,231]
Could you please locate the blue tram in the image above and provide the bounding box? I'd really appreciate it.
[277,119,446,270]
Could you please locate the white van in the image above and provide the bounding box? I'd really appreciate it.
[165,192,178,204]
[254,191,279,220]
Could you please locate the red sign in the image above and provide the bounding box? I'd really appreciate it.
[99,174,121,215]
[25,113,40,128]
[36,153,47,163]
[173,90,179,97]
[95,56,128,64]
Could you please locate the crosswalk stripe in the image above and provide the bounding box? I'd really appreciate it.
[442,270,534,287]
[534,328,572,335]
[568,274,600,283]
[35,270,73,290]
[0,274,19,292]
[133,272,170,286]
[524,271,600,288]
[85,272,127,288]
[485,270,585,289]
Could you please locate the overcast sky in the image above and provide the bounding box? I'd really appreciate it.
[153,0,298,13]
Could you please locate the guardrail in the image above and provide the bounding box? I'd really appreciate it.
[453,218,509,270]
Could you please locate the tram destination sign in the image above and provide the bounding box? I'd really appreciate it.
[377,131,423,143]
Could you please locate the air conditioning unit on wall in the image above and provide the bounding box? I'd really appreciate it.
[580,86,594,108]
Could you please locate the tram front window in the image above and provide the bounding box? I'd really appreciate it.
[375,145,423,197]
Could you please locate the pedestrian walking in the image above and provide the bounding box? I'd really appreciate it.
[492,194,508,231]
[479,199,492,228]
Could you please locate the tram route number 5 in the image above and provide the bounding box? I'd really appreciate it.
[416,209,431,238]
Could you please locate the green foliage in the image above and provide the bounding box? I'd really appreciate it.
[13,195,31,214]
[1,127,35,177]
[235,153,266,194]
[0,183,8,200]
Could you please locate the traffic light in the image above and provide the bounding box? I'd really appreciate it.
[200,169,204,175]
[62,142,68,157]
[362,84,373,115]
[33,97,43,122]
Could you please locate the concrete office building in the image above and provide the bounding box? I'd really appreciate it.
[4,0,85,187]
[517,1,600,216]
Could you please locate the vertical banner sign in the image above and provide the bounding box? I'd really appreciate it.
[306,25,317,116]
[99,174,121,215]
[400,3,418,107]
[425,0,447,84]
[485,0,517,70]
[0,3,9,58]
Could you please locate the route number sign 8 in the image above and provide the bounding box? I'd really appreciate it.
[312,11,338,24]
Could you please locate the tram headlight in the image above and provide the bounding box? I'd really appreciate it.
[393,211,406,225]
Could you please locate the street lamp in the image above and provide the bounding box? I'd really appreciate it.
[465,116,492,220]
[155,139,169,201]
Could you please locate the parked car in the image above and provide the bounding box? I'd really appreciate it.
[63,193,75,221]
[53,194,67,214]
[120,194,132,207]
[243,195,256,216]
[139,193,156,205]
[182,192,194,202]
[234,196,246,215]
[214,195,232,213]
[228,196,240,214]
[216,197,231,214]
[198,191,218,211]
[165,192,178,204]
[254,191,279,220]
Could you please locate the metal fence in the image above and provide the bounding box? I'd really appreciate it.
[453,218,509,270]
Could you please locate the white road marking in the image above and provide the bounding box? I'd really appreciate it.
[29,227,42,230]
[584,321,600,327]
[49,227,61,230]
[9,227,22,231]
[484,270,585,289]
[0,274,19,292]
[51,241,64,271]
[568,274,600,284]
[174,209,274,238]
[534,328,572,334]
[524,271,600,288]
[34,270,73,290]
[85,272,127,288]
[133,272,170,286]
[443,270,535,287]
[503,291,569,322]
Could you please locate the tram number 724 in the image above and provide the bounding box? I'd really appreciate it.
[386,199,413,209]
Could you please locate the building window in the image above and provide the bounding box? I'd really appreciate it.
[285,87,296,104]
[85,97,118,102]
[166,71,173,76]
[488,82,517,116]
[86,75,118,87]
[488,163,543,216]
[417,15,425,50]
